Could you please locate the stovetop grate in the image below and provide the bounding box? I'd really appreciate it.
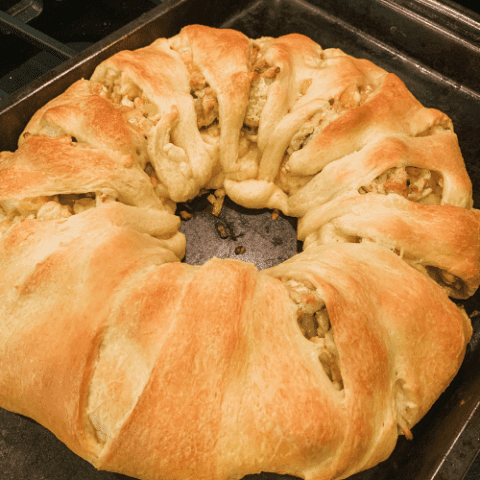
[0,0,163,100]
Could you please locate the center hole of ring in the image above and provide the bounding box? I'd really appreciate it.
[176,192,300,270]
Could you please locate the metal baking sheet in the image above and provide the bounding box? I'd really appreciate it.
[0,1,479,479]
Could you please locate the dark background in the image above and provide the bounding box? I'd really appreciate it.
[456,0,480,13]
[1,0,480,99]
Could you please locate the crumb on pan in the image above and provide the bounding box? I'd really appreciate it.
[179,211,192,220]
[216,224,228,239]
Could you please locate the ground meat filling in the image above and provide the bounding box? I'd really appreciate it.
[287,111,324,155]
[286,99,334,156]
[425,266,466,297]
[191,79,218,129]
[144,162,172,201]
[286,83,374,156]
[285,278,344,391]
[0,157,168,238]
[92,72,160,137]
[336,83,375,112]
[359,167,443,204]
[169,47,219,129]
[243,57,279,138]
[0,192,116,237]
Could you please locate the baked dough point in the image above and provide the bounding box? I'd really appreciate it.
[0,24,478,480]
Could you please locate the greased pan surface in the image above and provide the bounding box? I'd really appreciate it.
[0,1,479,479]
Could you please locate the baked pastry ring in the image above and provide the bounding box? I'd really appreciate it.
[0,24,478,480]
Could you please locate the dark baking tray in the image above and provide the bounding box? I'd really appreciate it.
[1,1,479,479]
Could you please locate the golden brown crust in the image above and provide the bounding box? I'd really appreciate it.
[0,225,471,479]
[170,25,255,180]
[285,73,453,176]
[0,206,182,462]
[287,130,472,217]
[298,193,480,298]
[257,38,385,179]
[90,37,214,201]
[18,79,150,168]
[0,134,165,212]
[3,26,472,217]
[253,33,325,153]
[266,243,472,478]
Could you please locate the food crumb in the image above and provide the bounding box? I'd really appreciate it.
[469,310,479,318]
[235,246,246,254]
[180,211,192,220]
[271,209,280,220]
[217,224,228,239]
[210,189,226,216]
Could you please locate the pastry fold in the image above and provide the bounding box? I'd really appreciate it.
[287,131,472,217]
[90,36,213,201]
[0,134,165,215]
[169,25,255,180]
[19,79,149,168]
[265,243,472,479]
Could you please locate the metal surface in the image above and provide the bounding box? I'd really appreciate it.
[0,0,165,95]
[0,0,479,479]
[0,41,92,99]
[178,196,299,270]
[0,9,76,59]
[0,0,43,32]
